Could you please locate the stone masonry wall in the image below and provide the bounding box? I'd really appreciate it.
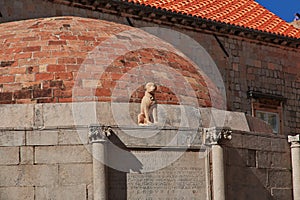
[0,128,93,200]
[223,131,292,200]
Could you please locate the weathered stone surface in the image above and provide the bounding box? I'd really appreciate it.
[59,164,92,185]
[0,131,25,146]
[271,188,292,200]
[113,126,202,148]
[0,104,34,128]
[268,170,292,188]
[0,165,58,186]
[119,151,207,200]
[20,146,34,165]
[242,134,258,149]
[0,147,19,165]
[0,187,34,200]
[225,147,247,167]
[271,138,289,153]
[226,132,243,148]
[248,168,268,186]
[34,104,44,128]
[35,145,92,164]
[35,185,86,200]
[257,151,272,168]
[199,108,249,131]
[58,129,88,145]
[26,130,58,145]
[271,152,291,169]
[42,103,74,127]
[87,184,93,200]
[43,102,98,127]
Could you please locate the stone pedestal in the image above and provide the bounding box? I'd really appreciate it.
[288,134,300,200]
[89,125,111,200]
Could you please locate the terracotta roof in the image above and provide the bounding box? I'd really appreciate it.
[125,0,300,38]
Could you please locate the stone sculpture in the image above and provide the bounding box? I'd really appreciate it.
[138,82,158,126]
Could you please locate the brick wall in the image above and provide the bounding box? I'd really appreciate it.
[0,16,225,107]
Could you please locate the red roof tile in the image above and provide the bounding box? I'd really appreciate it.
[126,0,300,38]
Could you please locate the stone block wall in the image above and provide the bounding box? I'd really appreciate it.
[0,128,93,200]
[223,131,292,200]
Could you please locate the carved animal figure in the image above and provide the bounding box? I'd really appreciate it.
[138,82,158,126]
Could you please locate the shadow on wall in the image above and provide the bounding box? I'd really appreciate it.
[224,147,291,200]
[107,132,143,199]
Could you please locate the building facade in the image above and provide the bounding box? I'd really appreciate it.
[0,0,300,200]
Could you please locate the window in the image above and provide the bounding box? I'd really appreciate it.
[255,110,279,134]
[248,91,285,134]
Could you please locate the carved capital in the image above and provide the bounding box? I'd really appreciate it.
[288,134,300,147]
[204,127,232,145]
[89,125,112,143]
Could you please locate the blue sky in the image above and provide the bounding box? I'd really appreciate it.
[255,0,300,22]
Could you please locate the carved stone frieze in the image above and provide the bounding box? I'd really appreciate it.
[203,127,232,145]
[88,125,112,143]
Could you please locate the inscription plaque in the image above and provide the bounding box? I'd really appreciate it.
[126,150,207,200]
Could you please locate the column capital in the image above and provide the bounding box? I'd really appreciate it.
[89,125,112,143]
[204,127,232,145]
[288,134,300,147]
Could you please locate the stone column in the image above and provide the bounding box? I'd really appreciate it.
[89,125,111,200]
[288,134,300,200]
[205,127,232,200]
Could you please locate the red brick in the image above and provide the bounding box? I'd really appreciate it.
[39,58,57,65]
[26,66,39,74]
[22,36,39,41]
[18,58,38,66]
[33,89,52,98]
[66,65,80,72]
[50,80,64,88]
[52,51,70,57]
[0,92,13,101]
[95,88,111,97]
[54,72,73,80]
[28,41,48,47]
[78,36,95,41]
[36,73,54,81]
[60,35,78,40]
[54,89,72,98]
[0,75,15,83]
[16,99,36,104]
[22,46,41,52]
[76,58,84,65]
[58,57,76,64]
[0,61,15,67]
[58,97,73,103]
[33,51,52,58]
[37,98,57,103]
[13,90,32,99]
[62,81,74,90]
[5,47,22,54]
[48,40,67,45]
[2,83,22,92]
[47,65,65,72]
[14,52,32,60]
[15,74,35,82]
